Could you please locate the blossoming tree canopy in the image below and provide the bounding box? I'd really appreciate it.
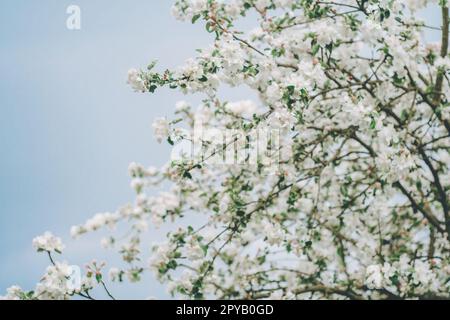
[3,0,450,300]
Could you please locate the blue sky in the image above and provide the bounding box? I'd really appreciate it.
[0,0,215,299]
[0,1,442,299]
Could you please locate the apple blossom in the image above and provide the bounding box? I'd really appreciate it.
[4,0,450,300]
[127,68,146,93]
[152,117,170,143]
[32,232,65,254]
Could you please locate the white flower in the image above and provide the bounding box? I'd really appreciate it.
[81,276,95,291]
[254,0,271,12]
[32,232,65,253]
[269,107,293,128]
[262,220,283,245]
[109,268,121,282]
[127,68,146,92]
[268,290,284,300]
[189,0,208,13]
[175,100,190,112]
[101,237,115,249]
[34,262,74,300]
[149,242,175,271]
[186,241,205,261]
[0,286,24,300]
[360,19,383,44]
[146,166,158,176]
[80,212,118,233]
[412,260,435,287]
[178,270,194,291]
[404,0,428,12]
[225,100,258,116]
[225,0,244,18]
[435,56,450,71]
[274,0,294,8]
[265,82,283,104]
[70,225,83,238]
[152,117,170,143]
[316,22,337,45]
[130,178,145,192]
[128,162,145,177]
[365,264,384,289]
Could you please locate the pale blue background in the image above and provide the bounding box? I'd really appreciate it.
[0,0,213,299]
[0,1,441,299]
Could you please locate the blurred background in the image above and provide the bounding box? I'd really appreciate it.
[0,1,442,299]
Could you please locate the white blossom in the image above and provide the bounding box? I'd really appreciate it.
[152,117,170,143]
[127,68,146,92]
[225,100,258,116]
[365,265,384,289]
[32,232,65,253]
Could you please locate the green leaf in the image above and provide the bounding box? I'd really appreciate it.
[192,14,201,24]
[311,44,320,56]
[183,171,193,179]
[167,260,178,270]
[201,244,208,256]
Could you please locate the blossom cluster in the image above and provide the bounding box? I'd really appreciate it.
[1,234,103,300]
[32,232,65,253]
